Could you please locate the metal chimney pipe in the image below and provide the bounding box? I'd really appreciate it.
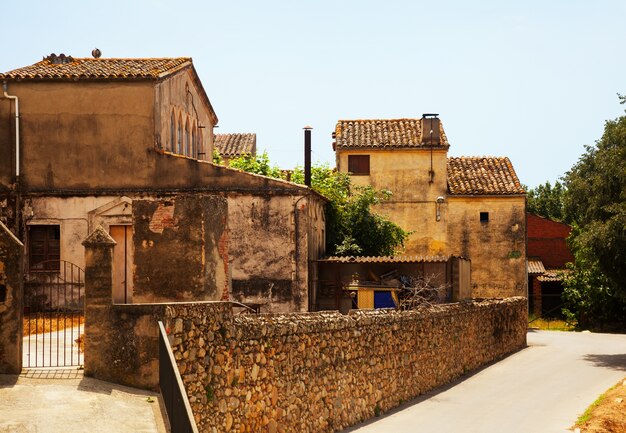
[303,126,312,187]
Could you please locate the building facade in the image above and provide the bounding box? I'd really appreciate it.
[0,53,325,312]
[333,117,527,298]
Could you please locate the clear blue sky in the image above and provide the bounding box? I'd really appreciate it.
[3,0,625,188]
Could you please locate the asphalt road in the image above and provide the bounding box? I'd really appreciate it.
[343,330,626,433]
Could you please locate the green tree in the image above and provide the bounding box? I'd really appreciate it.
[561,96,626,328]
[229,150,285,179]
[231,155,409,256]
[526,180,567,222]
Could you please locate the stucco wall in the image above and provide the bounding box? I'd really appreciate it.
[0,221,23,374]
[447,196,526,297]
[228,194,325,313]
[163,297,527,433]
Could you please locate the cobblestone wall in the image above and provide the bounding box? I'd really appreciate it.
[164,297,527,433]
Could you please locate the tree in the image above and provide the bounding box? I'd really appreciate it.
[561,96,626,328]
[229,154,409,256]
[526,180,567,222]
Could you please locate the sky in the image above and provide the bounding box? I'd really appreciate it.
[2,0,625,188]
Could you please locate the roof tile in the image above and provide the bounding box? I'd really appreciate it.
[214,133,256,157]
[0,56,191,80]
[447,156,525,195]
[334,118,449,149]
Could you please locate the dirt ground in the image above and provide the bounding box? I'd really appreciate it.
[574,378,626,433]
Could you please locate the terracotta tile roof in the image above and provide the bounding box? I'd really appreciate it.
[0,55,191,80]
[527,259,546,275]
[214,133,256,157]
[447,157,525,195]
[334,118,449,150]
[317,255,454,263]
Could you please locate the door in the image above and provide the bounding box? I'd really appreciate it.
[109,225,133,303]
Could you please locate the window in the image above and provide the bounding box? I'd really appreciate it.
[185,120,190,156]
[480,212,489,223]
[177,116,183,154]
[348,155,370,175]
[170,111,176,151]
[29,225,60,270]
[191,126,197,158]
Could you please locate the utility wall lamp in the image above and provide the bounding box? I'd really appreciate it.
[436,196,445,221]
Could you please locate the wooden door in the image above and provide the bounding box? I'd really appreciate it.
[109,225,133,303]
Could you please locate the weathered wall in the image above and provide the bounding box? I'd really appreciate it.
[447,196,526,298]
[132,194,229,302]
[228,194,325,313]
[337,149,449,255]
[164,297,527,433]
[0,221,23,374]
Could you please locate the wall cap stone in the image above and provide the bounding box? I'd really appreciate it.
[82,225,116,246]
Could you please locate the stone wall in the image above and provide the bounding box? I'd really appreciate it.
[163,297,527,433]
[0,220,23,374]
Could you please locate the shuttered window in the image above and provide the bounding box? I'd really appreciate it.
[348,155,370,175]
[29,225,60,270]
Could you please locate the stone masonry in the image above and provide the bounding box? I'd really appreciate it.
[163,297,527,432]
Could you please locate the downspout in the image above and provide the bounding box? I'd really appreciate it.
[2,82,20,235]
[3,82,19,179]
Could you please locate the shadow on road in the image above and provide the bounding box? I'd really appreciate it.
[583,353,626,371]
[0,374,18,389]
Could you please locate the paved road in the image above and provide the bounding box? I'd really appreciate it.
[343,330,626,433]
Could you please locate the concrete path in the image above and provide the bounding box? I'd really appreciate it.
[22,326,83,368]
[343,330,626,433]
[0,370,168,433]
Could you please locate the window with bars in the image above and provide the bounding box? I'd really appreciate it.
[348,155,370,175]
[29,225,60,270]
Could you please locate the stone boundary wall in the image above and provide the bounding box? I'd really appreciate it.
[163,297,527,432]
[0,221,23,374]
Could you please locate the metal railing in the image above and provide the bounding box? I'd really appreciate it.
[158,321,199,433]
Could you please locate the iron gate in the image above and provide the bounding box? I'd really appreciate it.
[23,260,85,368]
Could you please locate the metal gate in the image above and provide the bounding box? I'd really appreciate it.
[23,261,85,368]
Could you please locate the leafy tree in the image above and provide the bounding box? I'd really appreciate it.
[561,96,626,328]
[229,150,285,179]
[526,180,567,222]
[230,155,409,256]
[212,149,224,165]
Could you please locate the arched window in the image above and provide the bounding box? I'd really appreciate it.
[177,115,182,154]
[191,125,197,158]
[197,129,204,160]
[185,119,190,157]
[170,111,176,152]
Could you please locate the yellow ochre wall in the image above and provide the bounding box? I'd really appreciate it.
[337,148,527,298]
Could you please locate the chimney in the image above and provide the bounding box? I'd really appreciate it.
[421,113,441,146]
[303,126,312,187]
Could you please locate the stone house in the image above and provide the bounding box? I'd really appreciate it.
[527,213,573,316]
[0,53,325,312]
[332,116,526,298]
[214,133,257,165]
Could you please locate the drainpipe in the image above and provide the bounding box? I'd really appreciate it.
[2,82,20,235]
[3,82,19,179]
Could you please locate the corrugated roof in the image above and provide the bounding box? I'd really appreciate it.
[0,55,191,80]
[214,133,256,157]
[537,269,569,282]
[334,118,449,150]
[447,157,525,195]
[527,259,546,275]
[317,255,454,263]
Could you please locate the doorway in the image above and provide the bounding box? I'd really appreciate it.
[109,225,133,303]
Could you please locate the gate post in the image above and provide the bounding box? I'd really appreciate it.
[0,221,24,374]
[82,226,116,378]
